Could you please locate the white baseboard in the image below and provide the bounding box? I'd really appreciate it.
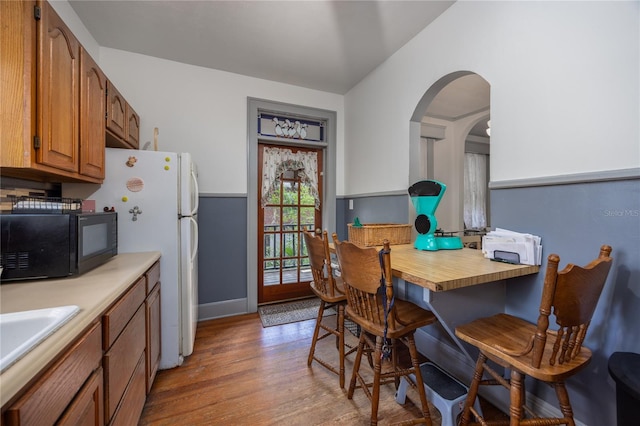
[198,298,248,321]
[414,329,587,426]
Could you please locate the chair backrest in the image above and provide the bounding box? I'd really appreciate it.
[532,245,613,368]
[332,234,395,329]
[303,230,341,298]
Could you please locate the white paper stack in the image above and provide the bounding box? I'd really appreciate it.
[482,228,542,265]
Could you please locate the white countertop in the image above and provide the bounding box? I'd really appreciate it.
[0,251,161,408]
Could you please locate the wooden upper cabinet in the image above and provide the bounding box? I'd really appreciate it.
[106,80,126,140]
[0,0,34,171]
[127,105,140,149]
[0,0,104,183]
[36,0,80,173]
[106,80,140,150]
[79,47,106,179]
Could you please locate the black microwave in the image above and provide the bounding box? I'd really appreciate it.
[0,212,117,282]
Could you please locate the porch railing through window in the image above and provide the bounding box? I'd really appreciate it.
[263,223,314,271]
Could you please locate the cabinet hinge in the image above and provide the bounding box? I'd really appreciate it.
[34,5,41,21]
[33,135,41,149]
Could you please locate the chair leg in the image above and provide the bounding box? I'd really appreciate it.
[407,333,433,426]
[308,300,325,366]
[371,336,384,426]
[509,370,524,426]
[392,338,400,389]
[553,381,576,426]
[460,352,487,426]
[348,332,367,399]
[338,304,346,388]
[335,304,341,349]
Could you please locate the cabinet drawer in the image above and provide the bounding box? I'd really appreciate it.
[4,322,102,426]
[57,366,104,426]
[103,305,145,422]
[109,353,146,426]
[103,276,145,349]
[145,261,160,295]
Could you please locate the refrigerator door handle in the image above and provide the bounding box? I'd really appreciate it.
[190,169,199,216]
[189,216,199,262]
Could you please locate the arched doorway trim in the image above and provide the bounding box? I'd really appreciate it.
[409,71,490,231]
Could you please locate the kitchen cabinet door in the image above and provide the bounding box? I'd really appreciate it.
[127,105,140,149]
[3,322,102,426]
[57,367,104,426]
[79,47,106,179]
[106,81,126,140]
[146,283,161,393]
[36,0,80,173]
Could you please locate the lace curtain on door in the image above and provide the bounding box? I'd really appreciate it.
[261,147,320,209]
[463,153,487,229]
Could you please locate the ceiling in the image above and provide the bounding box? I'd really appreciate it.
[69,0,455,95]
[68,0,488,137]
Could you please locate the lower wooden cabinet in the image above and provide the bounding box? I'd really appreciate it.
[145,261,161,393]
[109,354,146,426]
[3,322,102,426]
[103,306,145,423]
[2,258,162,426]
[57,367,104,426]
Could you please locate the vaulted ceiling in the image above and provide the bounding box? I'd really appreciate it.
[69,0,455,94]
[68,0,488,137]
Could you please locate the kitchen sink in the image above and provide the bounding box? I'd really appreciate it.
[0,305,80,373]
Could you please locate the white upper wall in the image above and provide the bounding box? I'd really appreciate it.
[49,1,344,196]
[344,1,639,195]
[46,0,639,197]
[98,49,344,195]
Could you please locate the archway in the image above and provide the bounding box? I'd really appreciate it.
[409,72,490,234]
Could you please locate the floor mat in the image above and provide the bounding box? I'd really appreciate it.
[258,298,335,327]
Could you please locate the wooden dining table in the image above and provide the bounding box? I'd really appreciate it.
[380,243,539,292]
[331,242,540,363]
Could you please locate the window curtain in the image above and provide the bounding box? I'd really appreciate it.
[261,147,320,209]
[463,153,487,229]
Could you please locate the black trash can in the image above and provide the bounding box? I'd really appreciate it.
[608,352,640,426]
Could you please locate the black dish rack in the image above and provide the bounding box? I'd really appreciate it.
[10,195,83,214]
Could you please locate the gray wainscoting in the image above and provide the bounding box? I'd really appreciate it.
[196,179,638,426]
[491,178,639,426]
[198,196,247,305]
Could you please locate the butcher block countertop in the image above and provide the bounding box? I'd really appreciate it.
[331,243,539,292]
[384,244,540,291]
[0,251,161,408]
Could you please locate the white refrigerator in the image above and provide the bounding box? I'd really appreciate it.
[64,148,199,369]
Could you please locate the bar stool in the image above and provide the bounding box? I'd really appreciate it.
[303,230,355,388]
[333,235,438,425]
[455,245,613,426]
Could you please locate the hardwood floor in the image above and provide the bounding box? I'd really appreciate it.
[140,313,506,425]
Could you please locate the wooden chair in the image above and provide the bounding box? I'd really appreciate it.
[455,245,613,426]
[303,230,356,388]
[333,235,438,426]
